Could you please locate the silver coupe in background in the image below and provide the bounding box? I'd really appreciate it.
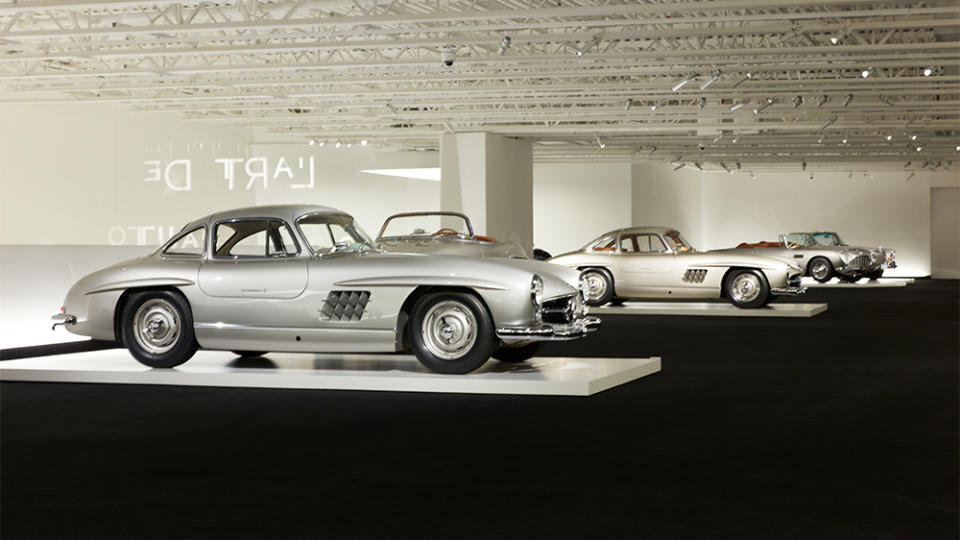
[376,211,531,259]
[547,226,804,309]
[811,231,896,279]
[52,205,598,374]
[734,232,893,282]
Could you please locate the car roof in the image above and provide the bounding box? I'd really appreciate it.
[597,226,679,236]
[183,204,350,229]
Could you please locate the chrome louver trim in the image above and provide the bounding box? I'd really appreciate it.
[682,269,708,283]
[320,291,371,321]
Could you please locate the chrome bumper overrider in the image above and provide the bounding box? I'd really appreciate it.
[772,286,806,296]
[497,316,601,341]
[51,312,77,330]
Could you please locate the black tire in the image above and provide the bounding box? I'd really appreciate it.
[582,268,614,307]
[608,298,626,307]
[532,248,552,261]
[408,292,498,374]
[492,342,543,363]
[121,290,198,369]
[232,350,264,358]
[865,269,884,280]
[724,269,771,309]
[808,256,835,283]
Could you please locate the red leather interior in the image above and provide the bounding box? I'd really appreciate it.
[737,241,782,249]
[475,235,495,242]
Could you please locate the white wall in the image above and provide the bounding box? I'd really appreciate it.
[533,162,632,256]
[631,161,704,248]
[700,169,959,277]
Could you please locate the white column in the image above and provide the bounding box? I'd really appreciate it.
[440,132,533,254]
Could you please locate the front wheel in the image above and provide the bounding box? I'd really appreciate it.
[725,270,771,309]
[409,292,498,374]
[582,269,614,307]
[122,290,198,368]
[865,269,884,280]
[493,342,543,363]
[808,257,834,283]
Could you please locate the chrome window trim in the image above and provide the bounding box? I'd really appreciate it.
[295,212,371,257]
[161,225,207,258]
[210,217,302,260]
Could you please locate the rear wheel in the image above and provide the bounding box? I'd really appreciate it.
[493,342,543,363]
[582,269,614,306]
[724,270,770,309]
[122,290,198,368]
[409,292,497,374]
[808,257,834,283]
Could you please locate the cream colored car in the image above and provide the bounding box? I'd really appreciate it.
[548,226,805,309]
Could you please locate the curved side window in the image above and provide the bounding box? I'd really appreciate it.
[589,235,617,252]
[163,227,206,257]
[213,219,301,259]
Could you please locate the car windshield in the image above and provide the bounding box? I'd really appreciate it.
[297,213,378,255]
[664,230,695,252]
[784,233,816,247]
[378,213,472,240]
[812,232,844,246]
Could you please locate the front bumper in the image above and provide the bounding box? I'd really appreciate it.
[497,316,601,342]
[51,312,77,330]
[772,286,806,296]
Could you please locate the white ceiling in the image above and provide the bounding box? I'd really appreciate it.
[1,0,958,169]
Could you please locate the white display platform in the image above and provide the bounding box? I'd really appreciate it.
[0,350,660,397]
[596,301,827,318]
[801,277,915,288]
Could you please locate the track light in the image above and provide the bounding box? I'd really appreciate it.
[651,99,666,111]
[730,98,750,112]
[308,139,315,145]
[731,72,753,88]
[720,162,732,174]
[923,67,933,77]
[624,98,633,111]
[829,34,840,45]
[577,34,601,56]
[497,36,511,56]
[861,69,870,78]
[347,142,353,148]
[815,95,829,107]
[884,134,893,141]
[801,161,807,171]
[841,136,848,144]
[361,139,368,146]
[842,94,853,107]
[335,141,342,148]
[673,163,685,171]
[697,97,707,110]
[672,75,694,92]
[819,116,838,131]
[904,161,912,168]
[694,162,703,171]
[648,146,658,154]
[595,133,605,150]
[916,146,923,152]
[700,69,721,90]
[318,141,325,147]
[792,95,804,108]
[752,98,774,114]
[911,134,918,141]
[905,172,916,182]
[736,162,742,170]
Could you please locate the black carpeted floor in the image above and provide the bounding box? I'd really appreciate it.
[2,280,958,539]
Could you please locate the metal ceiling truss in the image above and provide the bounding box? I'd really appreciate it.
[1,0,958,167]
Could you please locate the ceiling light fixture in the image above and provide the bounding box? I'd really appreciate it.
[923,67,933,76]
[792,95,804,108]
[318,141,325,147]
[819,116,838,131]
[700,69,721,90]
[731,72,753,88]
[361,139,368,146]
[335,141,342,148]
[753,98,775,114]
[497,36,511,55]
[697,97,707,110]
[861,69,870,78]
[308,139,315,145]
[841,136,848,144]
[672,75,695,92]
[911,134,918,141]
[801,161,807,171]
[816,95,830,107]
[904,161,912,168]
[879,95,896,107]
[673,163,685,171]
[624,98,633,111]
[916,146,923,152]
[842,94,853,107]
[577,34,602,56]
[905,172,916,182]
[694,162,703,171]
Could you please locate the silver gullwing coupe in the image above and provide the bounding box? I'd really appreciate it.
[731,232,894,282]
[547,226,805,309]
[51,205,599,374]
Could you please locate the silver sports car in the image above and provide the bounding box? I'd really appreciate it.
[51,205,599,374]
[376,211,531,259]
[733,232,891,282]
[547,226,805,309]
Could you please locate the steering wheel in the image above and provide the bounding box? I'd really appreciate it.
[433,227,460,237]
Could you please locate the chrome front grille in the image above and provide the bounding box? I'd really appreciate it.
[541,294,577,325]
[320,291,370,321]
[848,255,871,270]
[788,273,802,287]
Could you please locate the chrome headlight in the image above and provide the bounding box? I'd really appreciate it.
[531,274,544,308]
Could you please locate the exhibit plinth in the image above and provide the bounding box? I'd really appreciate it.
[801,277,915,288]
[0,350,660,397]
[596,302,827,317]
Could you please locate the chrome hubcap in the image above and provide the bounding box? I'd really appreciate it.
[132,299,181,354]
[811,260,829,280]
[730,273,762,303]
[421,301,477,360]
[584,273,607,301]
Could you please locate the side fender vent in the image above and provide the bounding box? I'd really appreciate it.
[682,269,708,283]
[320,291,371,321]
